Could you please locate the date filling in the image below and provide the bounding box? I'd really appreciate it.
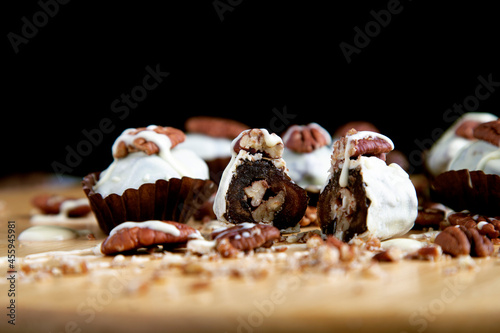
[318,167,370,241]
[224,159,308,230]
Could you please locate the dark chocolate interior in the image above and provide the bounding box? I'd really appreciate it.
[317,167,370,241]
[224,159,308,230]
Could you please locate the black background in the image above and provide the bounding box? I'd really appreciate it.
[4,0,500,180]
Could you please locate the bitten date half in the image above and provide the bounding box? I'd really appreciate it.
[224,159,308,230]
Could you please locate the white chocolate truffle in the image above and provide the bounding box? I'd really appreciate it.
[426,113,498,176]
[281,123,333,190]
[94,125,209,198]
[318,131,418,241]
[448,140,500,175]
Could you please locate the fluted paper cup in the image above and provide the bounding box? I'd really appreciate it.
[82,172,217,234]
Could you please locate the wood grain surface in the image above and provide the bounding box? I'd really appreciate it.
[0,180,499,333]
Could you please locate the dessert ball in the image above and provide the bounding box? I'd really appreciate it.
[317,129,418,241]
[213,128,308,230]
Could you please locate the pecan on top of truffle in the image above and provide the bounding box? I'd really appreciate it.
[282,123,332,153]
[112,125,186,159]
[332,129,394,166]
[232,128,284,159]
[473,120,500,147]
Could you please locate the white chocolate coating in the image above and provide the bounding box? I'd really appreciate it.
[94,125,209,197]
[335,156,417,241]
[426,113,498,176]
[448,140,500,175]
[282,147,332,190]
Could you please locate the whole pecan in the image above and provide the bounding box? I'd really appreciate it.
[100,221,199,255]
[114,126,186,158]
[185,116,249,139]
[283,123,331,153]
[211,223,280,258]
[233,128,284,159]
[434,226,471,257]
[473,119,500,147]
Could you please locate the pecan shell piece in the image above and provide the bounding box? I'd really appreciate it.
[100,221,199,255]
[211,223,280,258]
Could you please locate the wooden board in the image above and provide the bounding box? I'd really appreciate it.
[1,182,499,333]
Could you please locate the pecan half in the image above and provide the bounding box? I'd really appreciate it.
[448,212,477,229]
[459,226,494,257]
[332,129,393,165]
[211,223,280,258]
[283,123,331,153]
[185,116,249,139]
[415,207,446,228]
[113,126,186,159]
[455,119,481,139]
[299,206,318,227]
[233,129,284,159]
[434,226,471,257]
[100,221,198,255]
[473,120,500,147]
[448,212,500,238]
[351,138,393,160]
[32,194,91,217]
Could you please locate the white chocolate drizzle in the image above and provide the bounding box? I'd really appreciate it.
[109,220,181,237]
[94,125,209,197]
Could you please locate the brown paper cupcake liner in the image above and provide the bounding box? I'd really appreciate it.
[82,172,217,234]
[431,169,500,216]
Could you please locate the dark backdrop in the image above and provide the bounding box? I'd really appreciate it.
[4,0,499,180]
